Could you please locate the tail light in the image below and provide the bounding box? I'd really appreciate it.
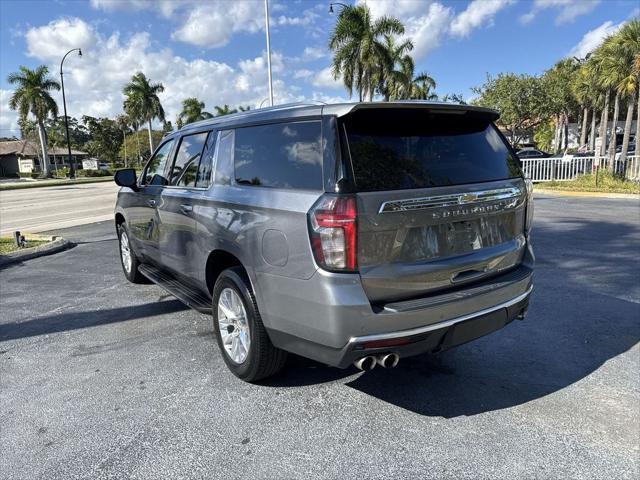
[525,178,534,234]
[308,194,357,272]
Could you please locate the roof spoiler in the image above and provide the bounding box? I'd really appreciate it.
[337,101,500,122]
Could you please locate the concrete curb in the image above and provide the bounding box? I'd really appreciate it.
[0,236,74,268]
[534,188,640,199]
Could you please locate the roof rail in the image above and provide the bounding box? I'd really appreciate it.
[179,101,326,131]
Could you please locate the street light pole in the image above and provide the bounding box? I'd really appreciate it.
[328,2,349,14]
[60,48,82,179]
[264,0,274,107]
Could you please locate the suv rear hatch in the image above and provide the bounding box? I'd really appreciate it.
[340,105,527,303]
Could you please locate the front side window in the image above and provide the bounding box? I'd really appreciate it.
[169,132,209,187]
[143,139,175,186]
[234,121,323,190]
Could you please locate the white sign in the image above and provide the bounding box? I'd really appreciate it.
[19,159,34,173]
[83,159,98,170]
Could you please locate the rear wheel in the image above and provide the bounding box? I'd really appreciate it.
[117,223,146,284]
[212,267,287,382]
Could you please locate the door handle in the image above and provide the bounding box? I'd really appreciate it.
[147,199,157,208]
[180,204,193,214]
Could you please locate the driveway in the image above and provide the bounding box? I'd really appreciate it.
[0,182,119,236]
[0,194,638,479]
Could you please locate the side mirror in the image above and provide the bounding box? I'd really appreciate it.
[114,168,138,190]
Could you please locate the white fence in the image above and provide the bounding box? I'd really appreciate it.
[521,155,640,182]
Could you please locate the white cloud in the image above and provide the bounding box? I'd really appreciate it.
[450,0,514,38]
[357,0,453,59]
[520,0,600,25]
[3,17,311,136]
[0,90,20,138]
[301,47,326,61]
[312,67,342,89]
[25,18,98,61]
[569,20,623,58]
[172,2,263,48]
[293,69,314,79]
[90,0,190,18]
[363,0,426,19]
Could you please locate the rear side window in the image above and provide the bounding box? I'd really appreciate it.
[169,132,209,187]
[195,132,217,188]
[234,121,322,190]
[343,109,521,191]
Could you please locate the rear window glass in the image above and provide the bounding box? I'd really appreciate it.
[343,109,521,191]
[234,121,323,190]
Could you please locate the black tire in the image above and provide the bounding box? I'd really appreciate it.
[117,223,147,284]
[212,267,287,382]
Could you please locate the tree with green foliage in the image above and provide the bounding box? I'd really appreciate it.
[329,4,405,101]
[542,58,580,153]
[123,72,165,152]
[214,104,236,116]
[610,19,639,163]
[178,97,213,127]
[7,65,60,177]
[82,116,123,165]
[472,73,548,146]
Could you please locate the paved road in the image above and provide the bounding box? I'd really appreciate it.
[0,182,119,236]
[1,195,639,479]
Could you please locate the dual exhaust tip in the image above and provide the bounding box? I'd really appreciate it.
[354,353,399,371]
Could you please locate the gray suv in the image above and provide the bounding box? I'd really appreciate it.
[113,102,534,382]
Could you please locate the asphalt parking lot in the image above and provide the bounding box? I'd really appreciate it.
[1,194,639,479]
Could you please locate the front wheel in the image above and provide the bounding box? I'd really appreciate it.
[212,267,287,382]
[117,223,147,284]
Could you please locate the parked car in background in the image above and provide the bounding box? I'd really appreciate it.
[113,102,534,382]
[516,148,552,159]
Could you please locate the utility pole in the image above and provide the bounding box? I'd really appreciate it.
[264,0,274,106]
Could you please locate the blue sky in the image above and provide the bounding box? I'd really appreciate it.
[0,0,637,136]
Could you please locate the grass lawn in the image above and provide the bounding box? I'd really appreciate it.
[0,237,49,254]
[537,171,640,195]
[0,176,113,191]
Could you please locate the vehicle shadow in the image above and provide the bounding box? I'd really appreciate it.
[0,300,188,342]
[265,216,640,417]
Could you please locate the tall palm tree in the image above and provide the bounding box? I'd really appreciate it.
[178,97,213,126]
[379,35,413,100]
[123,99,143,166]
[572,63,600,150]
[7,65,60,177]
[122,72,165,152]
[329,4,405,101]
[115,114,131,168]
[214,104,237,116]
[613,19,640,163]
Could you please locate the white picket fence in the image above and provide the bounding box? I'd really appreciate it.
[521,155,640,182]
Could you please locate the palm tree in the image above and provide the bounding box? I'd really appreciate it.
[572,63,600,150]
[7,65,60,177]
[178,97,213,126]
[123,99,142,166]
[613,20,640,164]
[122,72,165,153]
[115,114,131,168]
[329,4,405,101]
[214,104,237,116]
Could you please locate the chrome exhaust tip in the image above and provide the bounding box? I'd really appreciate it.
[354,356,377,371]
[376,353,399,368]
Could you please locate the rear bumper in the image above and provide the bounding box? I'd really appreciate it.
[257,243,534,368]
[268,285,531,368]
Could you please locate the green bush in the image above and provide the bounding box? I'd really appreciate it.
[55,167,69,178]
[83,169,112,177]
[19,172,41,179]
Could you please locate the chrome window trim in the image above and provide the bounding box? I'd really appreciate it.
[378,187,522,213]
[347,285,533,345]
